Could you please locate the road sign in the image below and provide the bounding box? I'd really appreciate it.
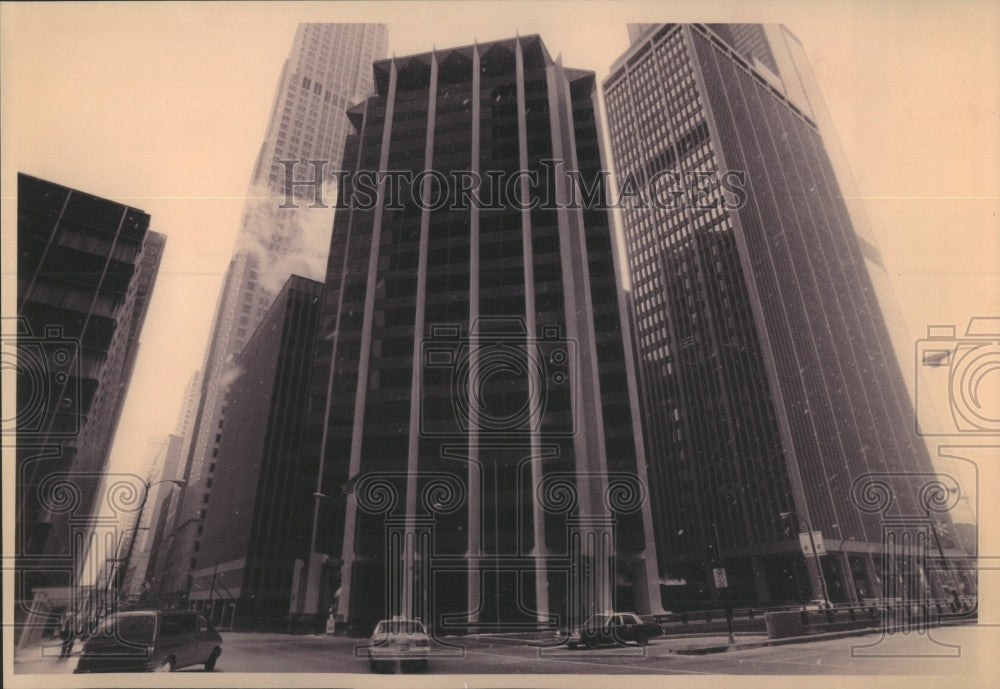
[799,532,826,557]
[713,567,728,588]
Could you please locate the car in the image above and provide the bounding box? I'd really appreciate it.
[367,616,430,672]
[563,612,663,649]
[74,610,222,673]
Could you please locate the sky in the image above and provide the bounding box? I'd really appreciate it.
[2,0,998,529]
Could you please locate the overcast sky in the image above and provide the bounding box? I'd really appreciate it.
[2,1,997,526]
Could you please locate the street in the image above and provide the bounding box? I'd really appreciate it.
[13,623,988,676]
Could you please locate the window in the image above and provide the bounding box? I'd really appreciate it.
[159,615,184,637]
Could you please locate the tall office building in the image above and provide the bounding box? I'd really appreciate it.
[189,276,322,629]
[306,35,662,635]
[14,173,164,639]
[118,436,173,597]
[121,433,186,598]
[160,23,388,601]
[603,24,966,605]
[145,372,204,604]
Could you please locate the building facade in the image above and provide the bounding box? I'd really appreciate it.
[14,173,164,640]
[189,276,322,629]
[603,24,967,606]
[120,434,186,598]
[306,35,663,635]
[160,23,388,601]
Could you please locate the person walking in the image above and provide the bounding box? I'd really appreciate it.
[59,611,75,659]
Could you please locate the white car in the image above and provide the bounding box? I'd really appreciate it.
[367,617,430,672]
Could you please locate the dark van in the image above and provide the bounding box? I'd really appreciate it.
[74,610,222,673]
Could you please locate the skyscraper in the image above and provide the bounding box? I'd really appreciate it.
[120,434,185,598]
[189,275,322,629]
[602,24,966,605]
[306,35,663,635]
[14,173,164,641]
[159,23,388,601]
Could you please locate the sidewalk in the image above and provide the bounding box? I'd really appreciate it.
[463,625,887,654]
[13,638,83,674]
[666,626,883,655]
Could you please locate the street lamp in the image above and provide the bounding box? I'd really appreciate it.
[300,491,345,625]
[117,479,185,594]
[831,524,860,604]
[780,511,830,608]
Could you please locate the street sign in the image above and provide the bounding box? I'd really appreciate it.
[713,567,728,588]
[799,531,826,557]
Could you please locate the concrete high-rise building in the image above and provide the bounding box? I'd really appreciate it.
[602,24,967,606]
[121,435,185,598]
[14,173,164,640]
[189,276,322,629]
[306,35,663,635]
[160,23,388,601]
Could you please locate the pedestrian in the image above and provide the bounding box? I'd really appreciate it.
[59,611,75,659]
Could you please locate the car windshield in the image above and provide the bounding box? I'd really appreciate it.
[374,620,425,635]
[584,614,610,626]
[94,614,156,642]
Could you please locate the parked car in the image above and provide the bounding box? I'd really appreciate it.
[367,616,430,672]
[74,610,222,673]
[563,612,663,649]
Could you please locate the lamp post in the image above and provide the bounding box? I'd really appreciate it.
[831,524,859,604]
[154,517,204,599]
[780,511,830,607]
[117,479,185,595]
[301,491,344,627]
[710,523,735,644]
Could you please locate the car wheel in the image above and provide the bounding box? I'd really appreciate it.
[155,658,175,672]
[567,642,578,650]
[636,631,649,646]
[205,647,221,671]
[586,635,599,650]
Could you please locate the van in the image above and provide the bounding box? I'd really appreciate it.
[74,610,222,673]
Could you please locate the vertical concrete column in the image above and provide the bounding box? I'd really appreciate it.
[568,516,615,625]
[403,49,439,621]
[466,42,483,630]
[336,57,399,627]
[514,36,549,624]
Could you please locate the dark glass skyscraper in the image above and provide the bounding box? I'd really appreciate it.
[603,24,964,605]
[307,35,663,634]
[189,275,322,629]
[14,173,164,643]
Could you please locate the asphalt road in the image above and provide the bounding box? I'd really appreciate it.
[14,623,987,677]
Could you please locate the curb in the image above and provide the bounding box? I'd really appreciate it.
[670,626,883,655]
